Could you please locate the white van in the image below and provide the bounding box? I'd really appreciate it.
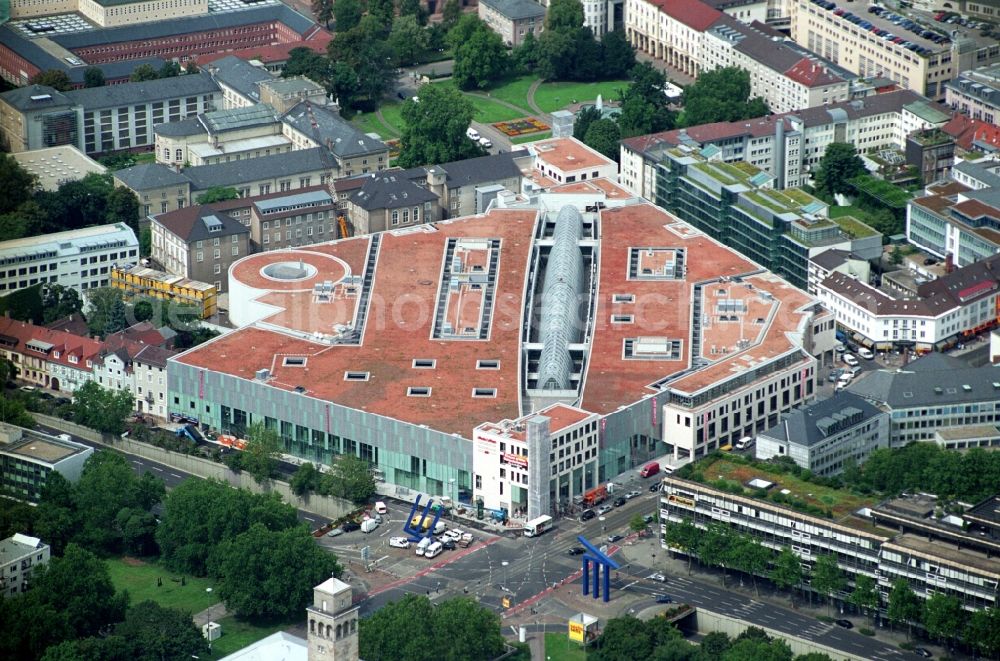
[415,537,431,556]
[857,347,874,360]
[432,520,447,535]
[466,127,480,141]
[424,541,444,559]
[361,518,379,534]
[375,501,387,515]
[842,353,859,367]
[735,436,754,450]
[849,365,863,376]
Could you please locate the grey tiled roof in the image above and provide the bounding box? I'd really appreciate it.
[282,102,386,158]
[0,84,75,112]
[760,392,884,448]
[479,0,547,20]
[66,72,219,110]
[153,205,249,243]
[184,147,336,191]
[206,56,274,104]
[350,172,438,211]
[114,164,191,191]
[398,150,528,187]
[848,354,1000,409]
[153,117,206,138]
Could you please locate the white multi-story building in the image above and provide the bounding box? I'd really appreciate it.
[527,137,618,187]
[626,0,723,77]
[474,404,600,518]
[0,534,50,599]
[133,345,172,420]
[0,223,139,297]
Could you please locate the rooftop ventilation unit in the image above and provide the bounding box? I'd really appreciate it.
[255,368,270,381]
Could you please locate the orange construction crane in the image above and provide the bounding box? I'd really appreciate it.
[338,214,351,239]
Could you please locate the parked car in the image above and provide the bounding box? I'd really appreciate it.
[842,353,859,367]
[827,370,842,383]
[607,534,623,543]
[326,528,344,537]
[655,595,674,604]
[913,648,932,658]
[598,505,613,515]
[568,547,585,556]
[478,136,492,148]
[581,509,596,521]
[466,127,480,140]
[388,536,410,549]
[834,619,853,629]
[440,538,456,550]
[649,483,661,492]
[613,497,627,507]
[643,514,655,524]
[341,521,360,533]
[625,490,641,500]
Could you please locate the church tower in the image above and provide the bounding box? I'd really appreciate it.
[307,577,359,661]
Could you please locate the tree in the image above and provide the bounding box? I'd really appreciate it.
[701,631,732,658]
[0,397,35,428]
[731,535,770,597]
[399,0,428,25]
[360,595,506,661]
[242,421,281,483]
[328,16,397,110]
[195,186,240,204]
[697,523,735,587]
[573,105,602,142]
[679,67,769,127]
[212,523,342,619]
[583,118,621,161]
[453,24,509,89]
[810,554,846,616]
[886,578,920,639]
[0,283,44,324]
[889,245,904,265]
[848,574,879,625]
[29,69,72,91]
[332,0,359,31]
[813,143,866,200]
[769,547,803,604]
[536,28,576,80]
[322,453,377,504]
[33,544,128,638]
[40,284,82,324]
[601,29,636,79]
[0,153,38,214]
[546,0,584,31]
[397,85,483,168]
[86,287,125,336]
[112,600,209,661]
[105,186,140,230]
[664,518,700,574]
[158,61,181,78]
[139,226,151,256]
[441,0,461,29]
[513,29,541,74]
[617,62,675,138]
[367,0,395,27]
[389,15,431,68]
[71,381,135,435]
[291,462,322,495]
[132,299,153,323]
[965,607,1000,659]
[83,67,105,88]
[283,47,331,86]
[314,0,334,28]
[629,513,647,533]
[129,64,159,82]
[922,592,963,649]
[156,478,299,576]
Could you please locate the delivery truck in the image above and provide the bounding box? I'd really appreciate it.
[523,515,553,537]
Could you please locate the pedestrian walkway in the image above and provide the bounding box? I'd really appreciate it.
[192,602,227,628]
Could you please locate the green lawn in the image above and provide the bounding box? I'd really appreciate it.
[830,205,871,221]
[533,79,630,113]
[545,632,587,661]
[350,102,404,140]
[204,616,287,660]
[483,75,535,115]
[465,94,529,123]
[511,131,552,145]
[134,151,156,164]
[106,556,217,614]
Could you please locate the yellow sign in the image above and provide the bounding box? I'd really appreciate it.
[502,596,511,609]
[568,621,585,642]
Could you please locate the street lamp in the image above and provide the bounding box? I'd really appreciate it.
[501,561,509,592]
[205,587,214,651]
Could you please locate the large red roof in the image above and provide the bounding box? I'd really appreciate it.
[649,0,723,31]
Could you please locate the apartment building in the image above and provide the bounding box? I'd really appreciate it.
[479,0,546,47]
[133,345,173,419]
[660,471,1000,610]
[817,249,1000,352]
[756,391,890,475]
[945,63,1000,123]
[653,147,881,290]
[806,248,871,296]
[0,224,139,296]
[0,533,50,598]
[111,264,218,318]
[790,0,1000,99]
[150,205,250,293]
[0,318,103,392]
[620,90,950,198]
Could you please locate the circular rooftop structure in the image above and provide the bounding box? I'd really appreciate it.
[262,260,317,282]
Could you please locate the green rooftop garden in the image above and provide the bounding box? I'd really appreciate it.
[830,214,879,239]
[692,161,739,185]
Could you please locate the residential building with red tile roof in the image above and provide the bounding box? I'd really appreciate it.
[168,199,829,520]
[625,0,723,76]
[0,318,104,393]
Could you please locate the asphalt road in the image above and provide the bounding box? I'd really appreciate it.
[35,423,328,528]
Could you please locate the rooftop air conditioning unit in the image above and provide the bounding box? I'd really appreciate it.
[255,368,270,381]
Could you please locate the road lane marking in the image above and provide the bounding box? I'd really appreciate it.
[303,516,316,522]
[151,466,163,471]
[170,473,182,479]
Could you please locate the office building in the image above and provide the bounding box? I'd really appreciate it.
[0,533,50,599]
[150,205,250,293]
[0,85,84,154]
[0,223,139,296]
[479,0,546,47]
[653,147,881,290]
[170,197,831,512]
[907,175,1000,267]
[0,424,94,502]
[660,470,1000,610]
[344,172,442,235]
[756,391,890,475]
[849,353,1000,448]
[620,90,948,198]
[251,188,341,250]
[945,63,1000,123]
[526,137,618,188]
[10,146,106,191]
[280,103,389,177]
[0,4,328,88]
[806,248,871,296]
[111,264,218,318]
[790,0,1000,99]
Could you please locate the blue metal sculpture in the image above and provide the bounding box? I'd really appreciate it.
[577,535,621,603]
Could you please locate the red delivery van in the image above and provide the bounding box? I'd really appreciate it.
[640,462,660,478]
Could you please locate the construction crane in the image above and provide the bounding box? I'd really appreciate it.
[338,214,351,239]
